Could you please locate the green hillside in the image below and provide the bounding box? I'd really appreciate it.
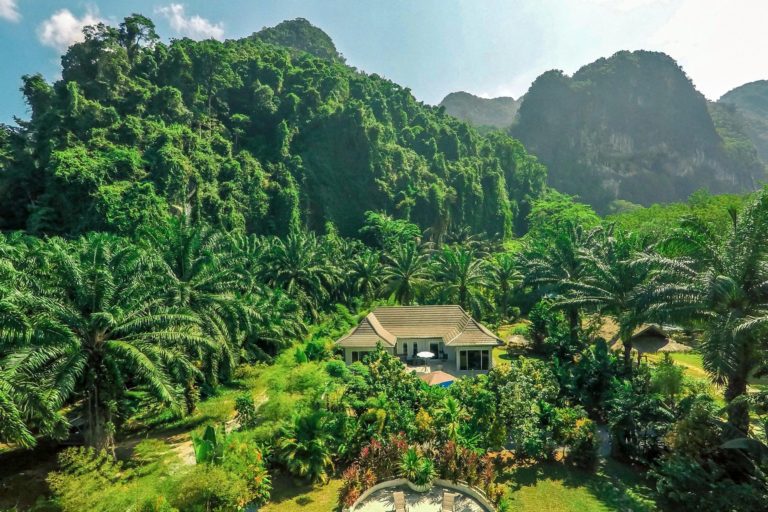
[719,80,768,164]
[0,18,546,239]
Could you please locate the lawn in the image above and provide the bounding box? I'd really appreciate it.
[503,460,656,512]
[260,477,343,512]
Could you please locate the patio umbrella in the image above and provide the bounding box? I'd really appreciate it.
[416,351,434,371]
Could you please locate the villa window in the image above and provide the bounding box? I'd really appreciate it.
[351,351,368,363]
[458,349,490,371]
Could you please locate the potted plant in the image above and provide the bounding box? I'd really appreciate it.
[400,448,436,493]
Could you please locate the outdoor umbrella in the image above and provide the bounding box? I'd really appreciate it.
[416,351,434,371]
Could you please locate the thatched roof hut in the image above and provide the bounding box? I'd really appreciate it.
[609,324,692,363]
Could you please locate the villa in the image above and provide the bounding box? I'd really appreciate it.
[335,305,502,372]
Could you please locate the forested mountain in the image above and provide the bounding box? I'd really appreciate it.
[508,51,765,211]
[0,17,546,239]
[719,80,768,164]
[250,17,344,62]
[439,91,520,130]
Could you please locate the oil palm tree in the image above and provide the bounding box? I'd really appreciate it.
[488,253,522,321]
[148,219,253,393]
[638,190,768,432]
[278,411,335,484]
[521,221,598,345]
[559,227,648,371]
[348,250,383,303]
[381,243,430,306]
[260,232,340,319]
[431,246,490,317]
[25,234,206,451]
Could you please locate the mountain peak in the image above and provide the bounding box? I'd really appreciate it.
[251,18,343,62]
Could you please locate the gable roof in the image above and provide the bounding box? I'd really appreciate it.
[336,305,501,348]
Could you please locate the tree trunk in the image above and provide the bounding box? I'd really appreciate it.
[621,334,633,373]
[568,308,580,345]
[85,386,115,455]
[725,371,750,433]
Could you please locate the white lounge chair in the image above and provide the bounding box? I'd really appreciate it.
[393,491,408,512]
[442,491,457,512]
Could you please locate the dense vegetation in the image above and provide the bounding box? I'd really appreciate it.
[719,80,768,164]
[1,14,768,512]
[0,16,546,240]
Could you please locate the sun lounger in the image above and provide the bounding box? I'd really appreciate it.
[393,491,407,512]
[442,491,457,512]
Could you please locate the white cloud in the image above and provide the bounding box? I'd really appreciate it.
[0,0,20,22]
[156,4,224,40]
[37,9,103,52]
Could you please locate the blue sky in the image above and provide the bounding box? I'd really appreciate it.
[1,0,767,124]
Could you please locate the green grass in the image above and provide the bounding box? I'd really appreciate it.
[260,477,342,512]
[502,460,656,512]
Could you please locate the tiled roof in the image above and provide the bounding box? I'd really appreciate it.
[336,305,501,348]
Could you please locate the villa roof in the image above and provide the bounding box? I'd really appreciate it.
[336,305,502,348]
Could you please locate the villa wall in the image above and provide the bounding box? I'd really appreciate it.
[346,478,496,512]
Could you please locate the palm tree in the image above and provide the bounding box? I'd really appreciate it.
[278,411,335,484]
[348,250,383,303]
[639,190,768,432]
[488,253,522,321]
[24,234,206,451]
[148,219,252,396]
[431,247,490,317]
[260,232,340,319]
[559,227,648,370]
[381,243,430,306]
[521,221,597,345]
[437,396,468,445]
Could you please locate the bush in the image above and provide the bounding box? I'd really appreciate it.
[170,465,252,512]
[234,394,259,429]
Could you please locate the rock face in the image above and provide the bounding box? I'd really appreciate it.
[509,51,765,211]
[719,80,768,164]
[445,51,766,211]
[439,91,520,130]
[250,18,344,61]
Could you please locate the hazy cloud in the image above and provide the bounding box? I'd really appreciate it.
[0,0,20,22]
[38,9,103,51]
[157,3,224,40]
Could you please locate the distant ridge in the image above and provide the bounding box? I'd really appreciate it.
[439,91,520,129]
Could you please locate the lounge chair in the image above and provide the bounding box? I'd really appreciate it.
[393,491,407,512]
[442,491,457,512]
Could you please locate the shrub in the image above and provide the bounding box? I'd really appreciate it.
[235,394,259,429]
[170,465,251,512]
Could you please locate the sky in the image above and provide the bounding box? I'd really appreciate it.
[1,0,767,124]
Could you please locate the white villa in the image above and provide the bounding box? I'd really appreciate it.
[335,305,502,372]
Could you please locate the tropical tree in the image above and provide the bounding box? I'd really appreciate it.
[278,411,335,484]
[260,232,340,319]
[431,247,490,317]
[488,253,522,321]
[558,227,648,370]
[348,250,383,303]
[639,190,768,432]
[21,234,206,451]
[521,221,597,345]
[381,243,430,306]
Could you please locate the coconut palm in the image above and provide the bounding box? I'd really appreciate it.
[639,190,768,432]
[22,234,207,451]
[278,411,335,484]
[431,247,490,317]
[381,243,430,306]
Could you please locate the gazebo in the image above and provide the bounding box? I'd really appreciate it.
[610,324,692,364]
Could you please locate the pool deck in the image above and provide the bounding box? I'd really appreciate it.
[352,485,489,512]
